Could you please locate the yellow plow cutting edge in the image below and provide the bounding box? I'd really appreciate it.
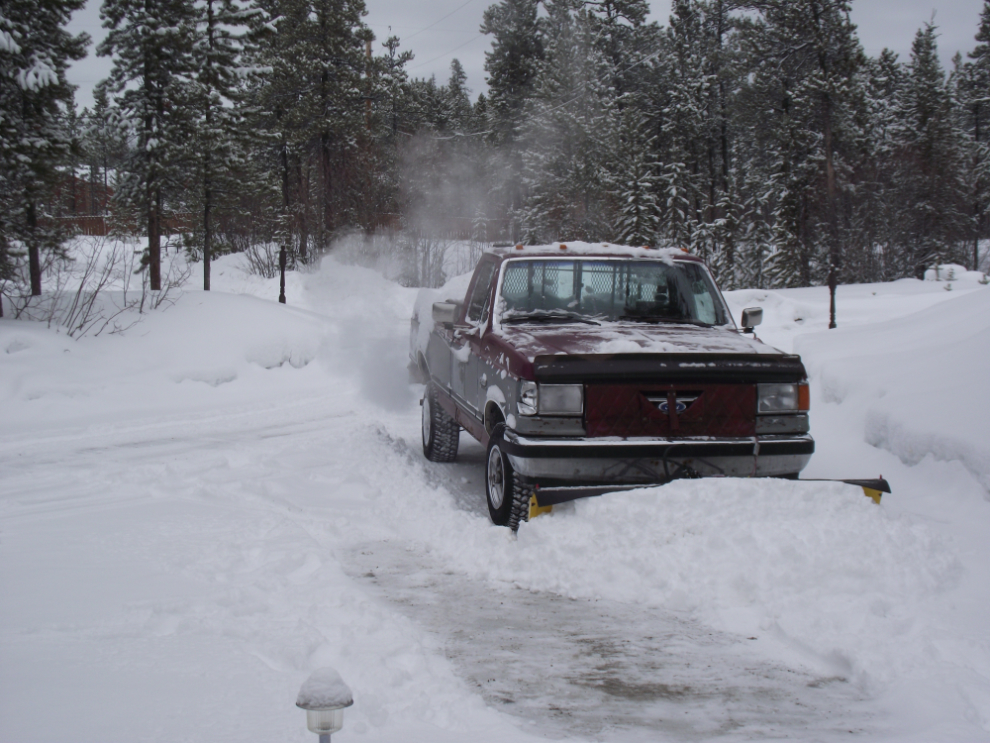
[790,477,892,504]
[862,487,884,505]
[529,495,553,520]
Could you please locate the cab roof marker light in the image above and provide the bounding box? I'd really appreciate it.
[515,243,524,250]
[559,244,567,250]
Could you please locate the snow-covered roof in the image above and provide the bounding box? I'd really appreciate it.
[487,241,696,262]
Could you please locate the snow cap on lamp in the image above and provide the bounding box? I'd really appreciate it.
[297,667,353,737]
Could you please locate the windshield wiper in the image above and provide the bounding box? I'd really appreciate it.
[502,310,601,326]
[618,314,713,328]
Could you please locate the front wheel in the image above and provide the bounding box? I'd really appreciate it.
[486,423,532,531]
[422,384,459,462]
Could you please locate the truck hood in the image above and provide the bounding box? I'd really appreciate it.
[494,321,782,362]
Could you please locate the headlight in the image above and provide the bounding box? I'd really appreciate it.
[539,384,584,415]
[516,382,584,416]
[757,383,809,413]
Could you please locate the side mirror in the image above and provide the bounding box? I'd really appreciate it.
[740,307,763,332]
[432,301,460,326]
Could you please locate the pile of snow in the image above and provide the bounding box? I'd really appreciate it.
[924,263,988,284]
[796,288,990,491]
[372,473,958,691]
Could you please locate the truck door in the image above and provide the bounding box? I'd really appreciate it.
[453,257,498,417]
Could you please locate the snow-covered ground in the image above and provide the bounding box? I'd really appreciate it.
[2,240,989,742]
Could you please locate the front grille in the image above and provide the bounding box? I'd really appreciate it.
[585,383,756,438]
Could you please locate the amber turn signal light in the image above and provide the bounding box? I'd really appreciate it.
[798,384,810,411]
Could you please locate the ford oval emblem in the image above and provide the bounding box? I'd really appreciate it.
[656,400,687,414]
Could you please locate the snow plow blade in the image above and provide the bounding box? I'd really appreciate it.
[528,477,892,517]
[797,478,891,504]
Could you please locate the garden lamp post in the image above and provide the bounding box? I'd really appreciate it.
[297,667,353,743]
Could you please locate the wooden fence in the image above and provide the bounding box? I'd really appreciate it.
[51,213,194,237]
[50,213,514,243]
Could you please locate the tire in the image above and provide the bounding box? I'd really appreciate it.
[422,383,459,462]
[486,423,533,531]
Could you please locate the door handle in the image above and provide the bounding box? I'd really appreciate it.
[480,374,488,388]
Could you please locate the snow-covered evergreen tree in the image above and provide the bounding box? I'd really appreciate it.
[517,2,620,242]
[895,23,969,277]
[99,0,196,291]
[0,0,88,304]
[738,0,863,299]
[845,49,904,282]
[78,83,128,217]
[481,0,543,147]
[187,0,266,289]
[960,0,990,270]
[252,0,374,260]
[614,108,660,246]
[658,0,709,255]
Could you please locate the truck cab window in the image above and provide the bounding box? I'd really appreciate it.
[467,260,497,322]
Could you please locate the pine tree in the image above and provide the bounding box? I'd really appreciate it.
[614,107,660,246]
[99,0,196,291]
[480,0,544,232]
[961,0,990,270]
[517,2,620,242]
[847,49,904,282]
[896,23,969,278]
[400,60,488,239]
[252,0,374,261]
[737,0,864,304]
[187,0,266,289]
[481,0,543,146]
[79,84,128,217]
[659,0,710,255]
[0,0,88,305]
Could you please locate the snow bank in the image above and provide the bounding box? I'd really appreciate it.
[924,264,988,284]
[796,287,990,491]
[1,289,329,429]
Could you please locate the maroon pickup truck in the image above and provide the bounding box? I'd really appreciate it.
[410,243,813,530]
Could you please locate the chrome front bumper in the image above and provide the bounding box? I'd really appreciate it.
[502,431,814,485]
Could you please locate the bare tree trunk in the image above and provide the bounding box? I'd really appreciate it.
[27,199,42,295]
[149,183,161,291]
[297,158,308,263]
[145,37,162,292]
[975,103,983,272]
[204,168,212,291]
[824,97,838,329]
[203,0,215,292]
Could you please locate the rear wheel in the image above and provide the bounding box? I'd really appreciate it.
[486,423,532,531]
[422,384,459,462]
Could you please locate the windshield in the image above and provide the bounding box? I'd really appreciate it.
[497,258,731,326]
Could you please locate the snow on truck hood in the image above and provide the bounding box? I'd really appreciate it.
[494,321,784,362]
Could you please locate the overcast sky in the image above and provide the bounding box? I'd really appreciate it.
[66,0,986,111]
